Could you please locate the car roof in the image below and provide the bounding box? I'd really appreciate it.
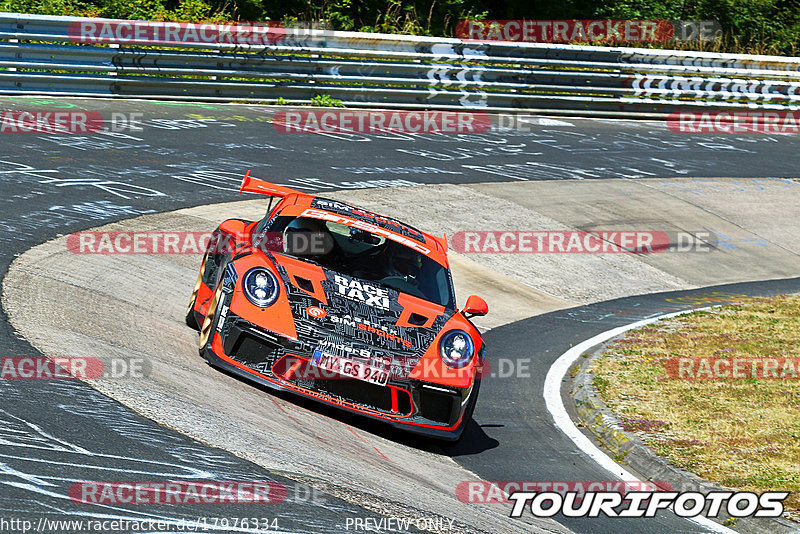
[240,173,449,267]
[278,196,449,267]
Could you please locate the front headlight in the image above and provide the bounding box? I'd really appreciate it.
[439,330,474,369]
[242,267,280,308]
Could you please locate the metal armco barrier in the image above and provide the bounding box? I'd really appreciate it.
[2,13,800,117]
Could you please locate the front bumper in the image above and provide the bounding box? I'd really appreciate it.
[199,309,477,441]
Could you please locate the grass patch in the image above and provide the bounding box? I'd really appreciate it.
[593,294,800,511]
[310,94,345,107]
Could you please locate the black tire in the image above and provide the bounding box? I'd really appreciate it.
[185,309,200,330]
[186,253,209,331]
[447,377,481,444]
[462,378,481,426]
[198,282,224,354]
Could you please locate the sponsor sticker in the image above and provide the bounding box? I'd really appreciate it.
[306,306,327,319]
[311,198,426,243]
[333,274,390,309]
[301,208,431,255]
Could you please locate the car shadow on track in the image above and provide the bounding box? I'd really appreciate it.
[440,420,501,457]
[208,361,499,456]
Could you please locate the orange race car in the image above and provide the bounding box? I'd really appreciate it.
[186,173,488,441]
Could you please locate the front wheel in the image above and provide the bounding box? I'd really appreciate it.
[452,377,481,443]
[464,378,481,421]
[185,253,209,331]
[198,281,225,352]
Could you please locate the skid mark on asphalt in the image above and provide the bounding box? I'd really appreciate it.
[270,397,398,477]
[271,394,443,493]
[347,427,392,462]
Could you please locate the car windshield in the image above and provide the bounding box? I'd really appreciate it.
[258,215,455,308]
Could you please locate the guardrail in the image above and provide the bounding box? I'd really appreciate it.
[2,13,800,117]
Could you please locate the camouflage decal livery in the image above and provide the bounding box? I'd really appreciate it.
[274,263,452,381]
[187,176,487,441]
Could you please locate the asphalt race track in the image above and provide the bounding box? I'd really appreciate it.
[1,97,800,533]
[446,277,800,533]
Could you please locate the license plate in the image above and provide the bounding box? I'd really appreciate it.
[311,350,389,386]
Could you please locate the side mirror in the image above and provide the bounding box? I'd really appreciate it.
[462,295,488,317]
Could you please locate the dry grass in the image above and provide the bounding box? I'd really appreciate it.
[593,294,800,511]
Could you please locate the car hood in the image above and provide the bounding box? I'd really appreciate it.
[271,254,452,376]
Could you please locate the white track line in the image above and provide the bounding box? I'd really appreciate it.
[543,307,736,534]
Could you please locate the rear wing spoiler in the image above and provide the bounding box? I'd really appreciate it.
[240,171,304,198]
